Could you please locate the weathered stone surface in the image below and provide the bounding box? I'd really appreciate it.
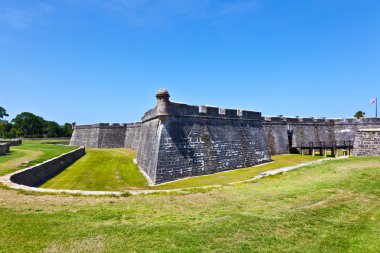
[68,89,380,184]
[10,147,85,187]
[153,115,270,184]
[136,118,161,183]
[0,143,10,155]
[98,124,126,148]
[70,124,127,148]
[124,122,142,150]
[70,124,100,147]
[262,117,380,154]
[352,129,380,156]
[0,139,22,146]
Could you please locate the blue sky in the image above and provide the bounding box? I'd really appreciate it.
[1,0,379,124]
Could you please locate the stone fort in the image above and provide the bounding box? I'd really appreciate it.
[70,89,380,184]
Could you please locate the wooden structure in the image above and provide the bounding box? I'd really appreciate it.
[296,140,354,157]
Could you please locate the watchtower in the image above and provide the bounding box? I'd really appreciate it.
[156,88,170,121]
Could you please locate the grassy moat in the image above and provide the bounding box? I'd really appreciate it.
[0,155,378,252]
[0,141,379,252]
[41,148,148,191]
[40,148,322,191]
[0,140,76,176]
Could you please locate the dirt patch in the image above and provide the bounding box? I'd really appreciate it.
[0,150,43,173]
[44,235,105,253]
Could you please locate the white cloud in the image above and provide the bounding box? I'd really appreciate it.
[0,2,54,29]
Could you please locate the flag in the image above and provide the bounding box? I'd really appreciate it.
[370,98,377,105]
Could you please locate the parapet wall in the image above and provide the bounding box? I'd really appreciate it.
[70,123,141,149]
[98,124,126,148]
[137,101,270,184]
[0,143,10,155]
[136,119,161,183]
[69,89,380,184]
[70,124,101,147]
[142,102,261,123]
[0,139,22,146]
[124,122,142,150]
[262,116,380,154]
[10,147,85,187]
[352,129,380,156]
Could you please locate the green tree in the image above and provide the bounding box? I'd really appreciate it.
[354,111,366,119]
[43,120,61,138]
[8,127,22,138]
[11,112,45,137]
[0,121,12,138]
[0,106,9,119]
[61,123,73,137]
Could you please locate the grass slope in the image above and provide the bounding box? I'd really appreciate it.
[0,141,77,176]
[0,157,379,252]
[42,150,322,190]
[153,154,322,190]
[41,149,148,191]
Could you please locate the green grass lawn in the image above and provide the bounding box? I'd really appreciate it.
[0,156,378,252]
[153,154,322,190]
[0,141,77,176]
[42,149,323,190]
[27,139,71,145]
[41,149,148,191]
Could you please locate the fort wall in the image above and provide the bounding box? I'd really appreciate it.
[136,97,271,184]
[70,123,135,149]
[10,147,85,187]
[69,89,380,184]
[154,113,270,184]
[70,124,101,147]
[262,117,380,154]
[124,122,142,150]
[0,143,10,155]
[135,118,161,183]
[352,129,380,156]
[0,139,22,146]
[98,124,126,148]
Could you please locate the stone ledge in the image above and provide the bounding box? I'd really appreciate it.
[7,147,85,187]
[356,128,380,132]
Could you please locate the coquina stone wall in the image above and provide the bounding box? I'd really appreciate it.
[70,124,100,147]
[352,129,380,156]
[135,91,271,184]
[70,123,139,149]
[98,124,126,148]
[0,139,22,146]
[124,122,142,150]
[0,143,10,155]
[69,89,380,184]
[135,118,161,183]
[154,111,270,184]
[262,117,380,154]
[10,147,85,187]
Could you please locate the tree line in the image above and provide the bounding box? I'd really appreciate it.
[0,106,73,138]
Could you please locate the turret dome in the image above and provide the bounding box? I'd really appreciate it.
[156,88,170,98]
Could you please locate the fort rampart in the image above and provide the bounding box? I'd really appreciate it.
[263,117,380,154]
[136,98,270,184]
[352,129,380,156]
[69,89,380,184]
[0,139,22,146]
[70,90,271,184]
[10,147,85,187]
[0,143,10,155]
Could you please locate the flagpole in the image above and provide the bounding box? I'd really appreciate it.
[376,97,378,118]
